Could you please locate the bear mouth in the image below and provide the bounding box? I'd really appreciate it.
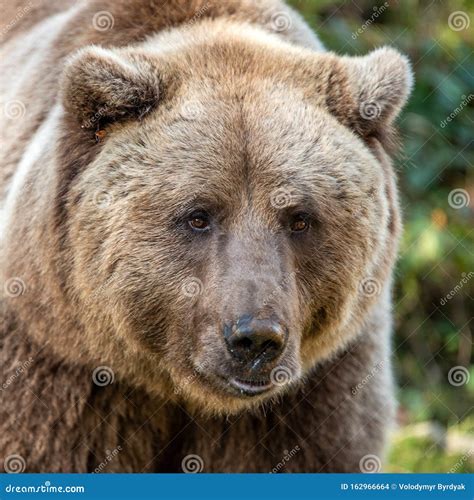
[228,377,273,397]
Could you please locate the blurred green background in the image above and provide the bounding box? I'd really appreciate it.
[289,0,473,473]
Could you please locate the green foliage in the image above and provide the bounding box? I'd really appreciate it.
[289,0,473,472]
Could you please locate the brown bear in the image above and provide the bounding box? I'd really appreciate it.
[0,0,412,473]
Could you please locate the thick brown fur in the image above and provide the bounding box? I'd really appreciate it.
[0,0,412,472]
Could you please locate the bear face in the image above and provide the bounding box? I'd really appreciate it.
[60,24,411,414]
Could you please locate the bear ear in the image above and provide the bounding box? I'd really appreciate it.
[61,46,162,129]
[339,47,413,139]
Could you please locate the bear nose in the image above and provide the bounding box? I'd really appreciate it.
[224,315,287,364]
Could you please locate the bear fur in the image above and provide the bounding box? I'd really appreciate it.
[0,0,412,472]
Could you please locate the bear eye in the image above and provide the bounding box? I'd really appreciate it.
[290,213,310,233]
[188,211,211,232]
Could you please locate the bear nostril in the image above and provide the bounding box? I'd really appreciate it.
[224,316,287,363]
